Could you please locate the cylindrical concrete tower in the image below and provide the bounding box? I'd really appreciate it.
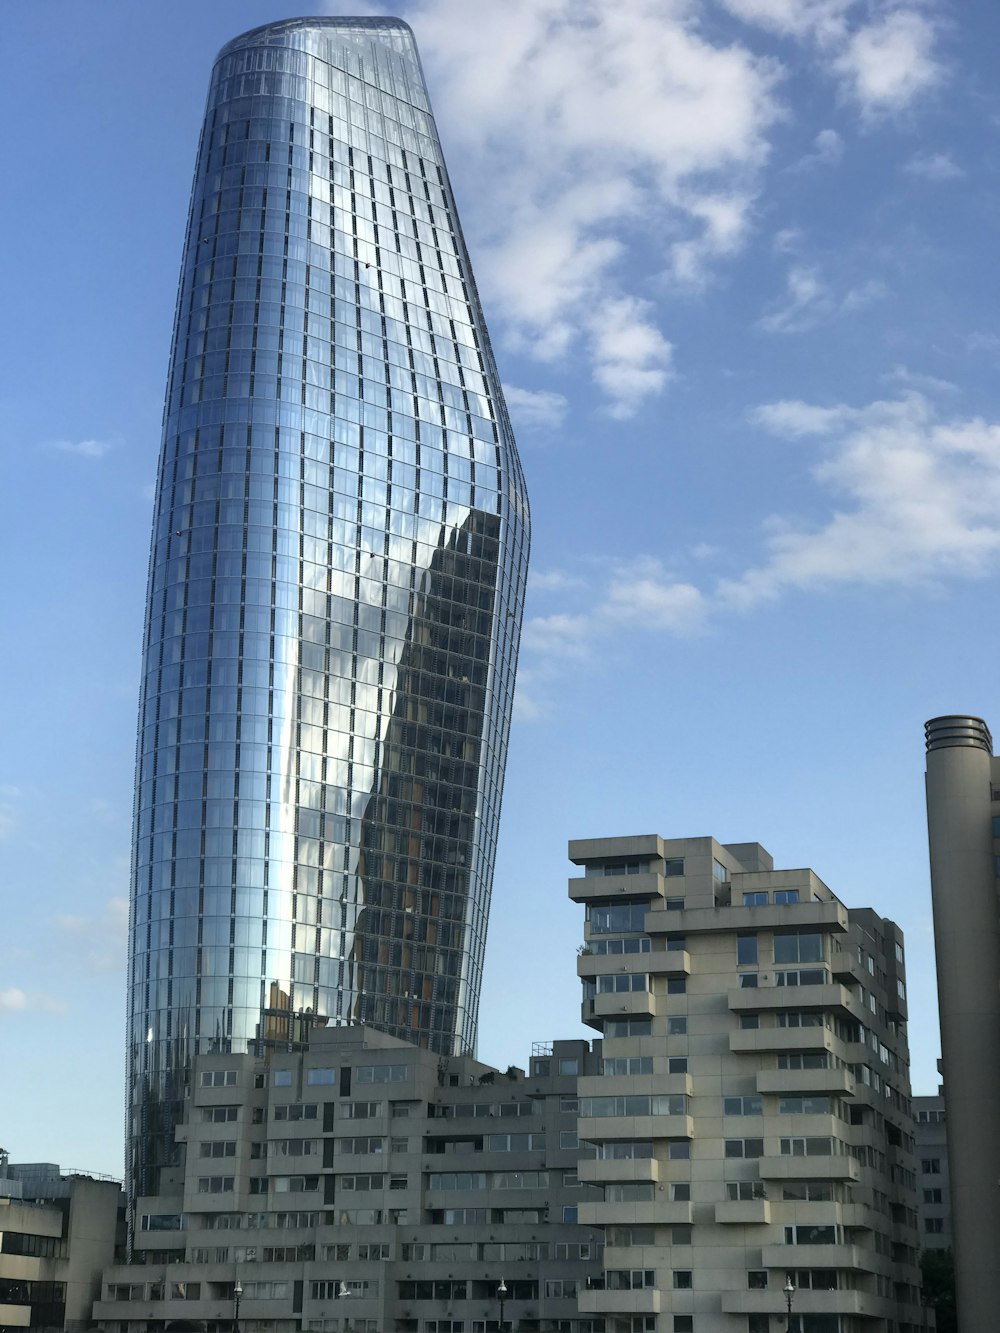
[924,715,1000,1331]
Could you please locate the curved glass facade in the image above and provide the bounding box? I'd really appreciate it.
[127,18,529,1198]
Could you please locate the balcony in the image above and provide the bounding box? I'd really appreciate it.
[722,1289,871,1317]
[647,897,848,937]
[729,983,862,1022]
[761,1243,875,1272]
[578,1114,694,1143]
[577,951,690,979]
[577,1199,692,1227]
[756,1067,855,1097]
[714,1198,771,1224]
[578,1288,661,1315]
[587,992,658,1021]
[730,1027,841,1056]
[759,1155,859,1182]
[570,871,662,904]
[577,1157,659,1185]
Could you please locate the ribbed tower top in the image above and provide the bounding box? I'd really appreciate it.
[216,15,415,59]
[925,715,994,754]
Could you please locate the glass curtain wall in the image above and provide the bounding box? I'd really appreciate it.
[128,18,529,1199]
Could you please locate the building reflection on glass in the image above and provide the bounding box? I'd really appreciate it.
[127,18,529,1201]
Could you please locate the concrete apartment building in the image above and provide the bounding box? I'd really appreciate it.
[569,834,924,1333]
[923,714,1000,1331]
[94,1027,602,1333]
[0,1156,121,1331]
[912,1096,950,1251]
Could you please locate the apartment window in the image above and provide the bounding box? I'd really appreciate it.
[197,1176,234,1193]
[604,1057,654,1076]
[355,1064,409,1084]
[748,1316,770,1333]
[605,1018,653,1037]
[672,1226,692,1245]
[668,1057,688,1074]
[724,1096,763,1116]
[668,1140,691,1160]
[922,1159,941,1174]
[673,1271,692,1288]
[673,1320,693,1333]
[777,1011,824,1028]
[667,1017,687,1035]
[728,1181,766,1201]
[748,1271,768,1289]
[560,1131,579,1149]
[203,1106,238,1123]
[664,858,685,877]
[306,1067,336,1085]
[725,1138,763,1158]
[740,973,759,989]
[782,1182,833,1201]
[200,1070,237,1087]
[274,1103,318,1122]
[740,1014,760,1030]
[778,1096,833,1115]
[775,968,827,987]
[199,1140,236,1158]
[666,934,686,951]
[273,1070,293,1087]
[778,1053,829,1071]
[925,1218,944,1233]
[667,977,687,994]
[774,933,823,964]
[670,1182,691,1201]
[743,892,768,906]
[562,1205,578,1223]
[558,1057,580,1075]
[607,1270,655,1291]
[713,859,728,883]
[780,1138,835,1156]
[784,1224,838,1245]
[923,1189,943,1204]
[774,890,800,904]
[589,904,648,934]
[737,934,758,966]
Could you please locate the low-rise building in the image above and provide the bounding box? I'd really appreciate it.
[95,1028,603,1333]
[0,1156,121,1331]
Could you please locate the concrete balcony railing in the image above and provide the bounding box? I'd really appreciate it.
[577,951,690,978]
[577,1157,660,1185]
[722,1289,870,1317]
[729,983,862,1021]
[578,1114,694,1143]
[578,1287,661,1314]
[756,1067,855,1097]
[759,1154,860,1182]
[713,1198,771,1225]
[577,1199,692,1227]
[730,1027,842,1056]
[587,991,659,1021]
[647,898,848,937]
[0,1305,30,1329]
[570,871,663,904]
[761,1243,875,1271]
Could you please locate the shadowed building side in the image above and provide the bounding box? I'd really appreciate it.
[924,714,1000,1333]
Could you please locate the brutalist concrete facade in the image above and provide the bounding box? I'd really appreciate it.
[569,834,923,1333]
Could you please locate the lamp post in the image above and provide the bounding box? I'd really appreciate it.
[497,1278,508,1333]
[784,1273,795,1330]
[232,1278,242,1333]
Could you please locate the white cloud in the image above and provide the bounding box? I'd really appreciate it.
[0,987,65,1015]
[47,438,114,460]
[903,150,963,181]
[502,384,569,431]
[720,1,942,115]
[834,10,941,116]
[588,297,674,418]
[518,393,1000,693]
[529,569,586,593]
[405,0,780,412]
[758,265,885,333]
[51,896,130,973]
[722,393,1000,608]
[791,127,844,170]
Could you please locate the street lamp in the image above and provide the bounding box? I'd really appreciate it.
[784,1273,795,1330]
[232,1278,243,1333]
[497,1278,508,1333]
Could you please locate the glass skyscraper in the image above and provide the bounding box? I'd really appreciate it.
[127,17,528,1198]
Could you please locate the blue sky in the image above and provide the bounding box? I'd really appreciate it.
[2,0,997,1175]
